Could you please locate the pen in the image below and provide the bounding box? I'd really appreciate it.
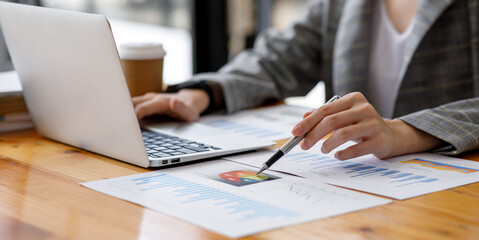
[256,95,341,175]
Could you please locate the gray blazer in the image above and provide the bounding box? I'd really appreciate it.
[191,0,479,155]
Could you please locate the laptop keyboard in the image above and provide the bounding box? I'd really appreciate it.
[142,130,221,159]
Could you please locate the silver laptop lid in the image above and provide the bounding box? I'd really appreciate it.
[0,2,150,167]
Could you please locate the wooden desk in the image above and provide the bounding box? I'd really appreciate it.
[1,129,478,240]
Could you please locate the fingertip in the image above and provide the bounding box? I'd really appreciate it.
[334,152,343,160]
[301,141,310,150]
[292,125,302,136]
[321,146,327,154]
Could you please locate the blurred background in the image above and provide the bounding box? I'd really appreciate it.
[0,0,308,84]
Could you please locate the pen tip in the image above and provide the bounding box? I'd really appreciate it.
[256,165,267,175]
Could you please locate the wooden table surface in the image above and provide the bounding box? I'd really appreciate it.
[1,129,478,240]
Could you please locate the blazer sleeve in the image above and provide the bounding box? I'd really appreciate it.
[399,97,479,155]
[190,0,327,113]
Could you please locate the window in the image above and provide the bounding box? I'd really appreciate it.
[227,0,309,58]
[42,0,193,84]
[42,0,191,30]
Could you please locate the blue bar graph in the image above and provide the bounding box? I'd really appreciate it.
[380,170,400,176]
[132,174,299,222]
[350,168,388,177]
[341,164,443,188]
[392,175,426,183]
[343,163,364,169]
[390,173,413,179]
[396,177,439,187]
[282,151,445,189]
[346,166,376,173]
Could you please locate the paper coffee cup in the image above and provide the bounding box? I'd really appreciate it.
[119,43,166,97]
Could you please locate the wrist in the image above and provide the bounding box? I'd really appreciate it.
[388,119,443,156]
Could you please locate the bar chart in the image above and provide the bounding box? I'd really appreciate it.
[339,162,440,188]
[284,153,439,189]
[305,153,479,199]
[225,143,479,200]
[132,173,298,222]
[279,151,442,189]
[82,160,392,237]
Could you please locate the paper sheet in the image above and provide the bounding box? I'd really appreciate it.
[225,141,479,200]
[82,160,391,238]
[0,70,22,94]
[198,105,311,141]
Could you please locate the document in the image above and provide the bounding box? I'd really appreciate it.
[225,141,479,200]
[198,105,311,141]
[0,70,21,95]
[82,160,391,238]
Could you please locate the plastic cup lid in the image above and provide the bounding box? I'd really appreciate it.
[118,42,166,60]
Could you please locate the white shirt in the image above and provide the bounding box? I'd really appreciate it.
[367,0,415,118]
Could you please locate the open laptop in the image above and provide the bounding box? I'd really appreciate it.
[0,2,274,168]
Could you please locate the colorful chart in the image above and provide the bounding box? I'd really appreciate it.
[402,158,479,174]
[217,170,279,186]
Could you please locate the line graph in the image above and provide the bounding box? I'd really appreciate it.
[402,158,479,174]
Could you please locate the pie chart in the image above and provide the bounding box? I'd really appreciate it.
[219,170,274,186]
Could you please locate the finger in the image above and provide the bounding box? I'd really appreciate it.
[292,97,353,136]
[303,109,315,119]
[134,97,170,119]
[169,98,200,122]
[294,110,314,136]
[334,139,377,160]
[132,92,157,106]
[321,123,373,154]
[300,108,365,150]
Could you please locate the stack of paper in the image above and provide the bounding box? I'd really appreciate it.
[0,71,33,132]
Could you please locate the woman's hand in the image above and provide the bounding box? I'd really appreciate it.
[292,92,443,160]
[132,89,210,121]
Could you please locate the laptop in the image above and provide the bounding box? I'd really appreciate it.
[0,2,274,168]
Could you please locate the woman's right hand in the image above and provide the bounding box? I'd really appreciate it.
[291,92,443,160]
[132,89,210,121]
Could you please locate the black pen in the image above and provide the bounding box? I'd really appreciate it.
[256,95,341,175]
